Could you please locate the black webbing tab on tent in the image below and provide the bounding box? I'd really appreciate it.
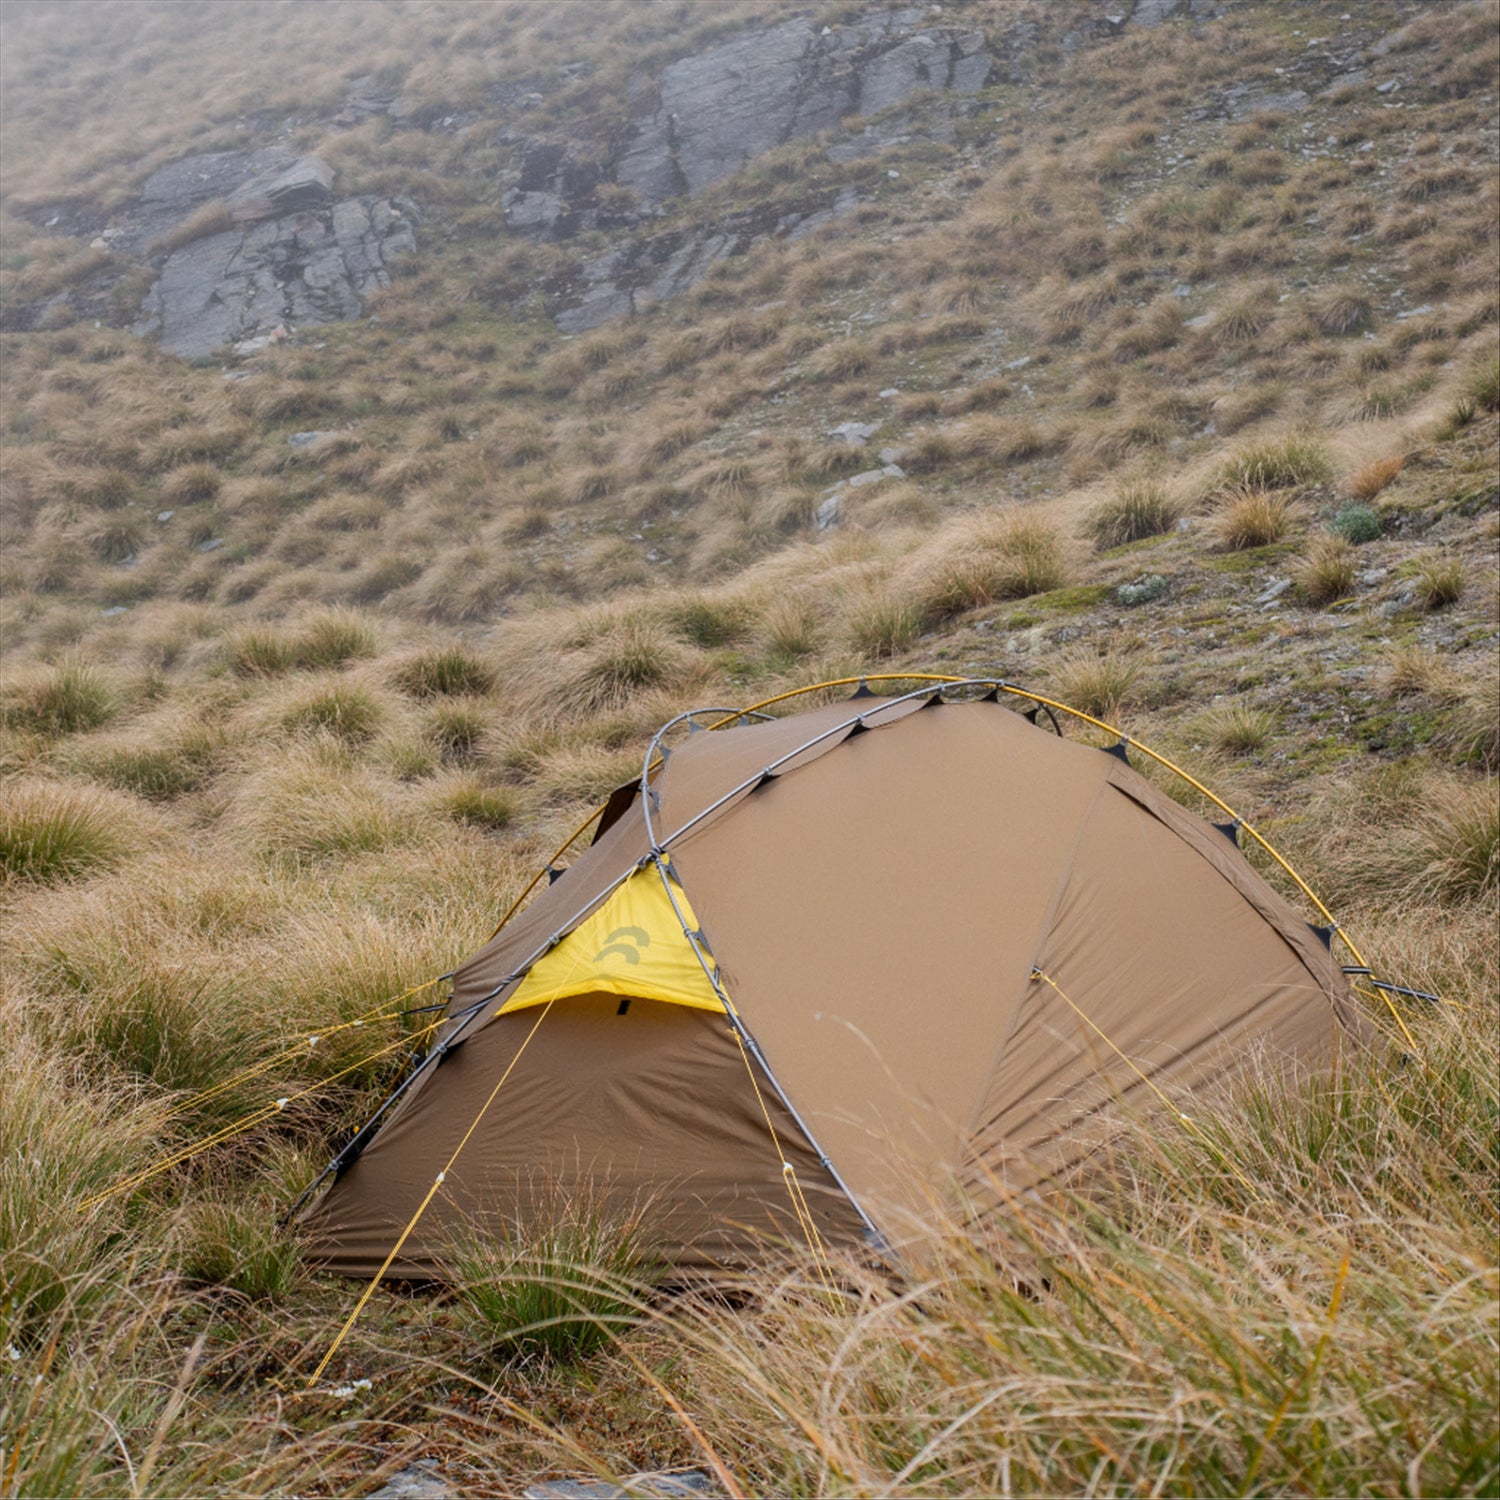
[849,679,876,699]
[1310,923,1335,949]
[1213,819,1242,846]
[546,865,564,885]
[846,718,869,737]
[1103,737,1131,765]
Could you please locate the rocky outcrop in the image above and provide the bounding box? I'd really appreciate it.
[101,151,418,358]
[550,188,860,334]
[509,8,993,331]
[613,10,989,206]
[133,192,416,359]
[504,8,992,241]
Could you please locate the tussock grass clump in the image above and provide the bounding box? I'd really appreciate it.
[390,643,497,698]
[845,587,923,661]
[1310,285,1374,336]
[428,774,520,831]
[1200,701,1277,755]
[0,1042,150,1342]
[760,595,823,661]
[449,1189,662,1365]
[225,609,378,676]
[1085,480,1181,549]
[1295,534,1357,607]
[271,677,387,743]
[65,712,223,800]
[176,1198,302,1301]
[1412,552,1465,610]
[905,514,1072,624]
[1346,454,1405,501]
[224,623,296,677]
[424,700,492,762]
[529,616,703,720]
[1,656,117,735]
[232,741,423,861]
[1380,644,1463,702]
[655,592,750,649]
[159,461,223,506]
[1049,649,1141,722]
[1214,433,1334,493]
[295,607,379,669]
[1444,672,1500,773]
[0,778,140,884]
[148,197,234,255]
[1209,487,1300,550]
[1402,780,1499,903]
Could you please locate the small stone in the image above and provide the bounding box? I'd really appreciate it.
[1171,284,1193,299]
[877,447,904,465]
[879,387,901,398]
[1256,578,1291,607]
[156,510,175,522]
[287,430,338,448]
[1003,355,1032,370]
[100,605,130,618]
[1358,569,1388,587]
[198,537,225,553]
[828,420,879,447]
[815,494,842,530]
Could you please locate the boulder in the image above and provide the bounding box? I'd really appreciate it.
[224,155,335,222]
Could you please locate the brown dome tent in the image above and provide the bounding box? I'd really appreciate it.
[298,679,1368,1280]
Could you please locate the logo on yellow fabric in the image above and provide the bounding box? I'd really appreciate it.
[594,926,650,966]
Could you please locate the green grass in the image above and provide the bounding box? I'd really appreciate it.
[1214,434,1335,493]
[0,779,137,884]
[448,1190,663,1365]
[1,657,117,736]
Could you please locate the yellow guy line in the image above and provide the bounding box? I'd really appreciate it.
[727,1026,839,1302]
[152,977,445,1126]
[78,1022,442,1212]
[306,955,591,1389]
[1030,967,1266,1204]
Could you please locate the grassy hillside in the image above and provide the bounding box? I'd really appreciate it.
[1,0,1496,1494]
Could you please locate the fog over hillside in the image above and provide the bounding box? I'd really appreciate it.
[0,2,1496,1495]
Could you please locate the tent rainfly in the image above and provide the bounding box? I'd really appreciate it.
[298,681,1368,1278]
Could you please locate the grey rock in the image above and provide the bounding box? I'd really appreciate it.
[287,431,340,448]
[197,537,225,553]
[614,15,992,207]
[364,1462,455,1500]
[846,467,895,489]
[815,493,842,530]
[1358,569,1389,587]
[133,194,415,358]
[155,510,175,522]
[878,446,904,464]
[1129,0,1186,26]
[523,1471,719,1500]
[225,156,334,223]
[1227,87,1311,119]
[1256,578,1291,607]
[118,147,297,255]
[829,421,879,447]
